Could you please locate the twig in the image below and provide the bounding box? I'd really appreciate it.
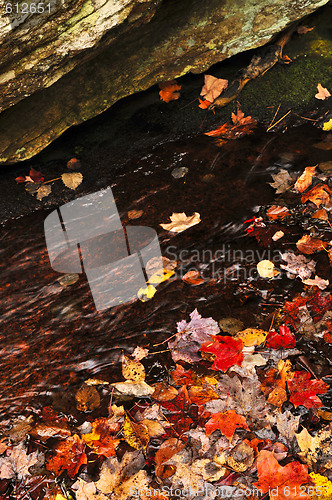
[266,110,291,132]
[267,103,281,131]
[180,98,198,110]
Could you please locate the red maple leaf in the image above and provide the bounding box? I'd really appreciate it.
[282,295,309,327]
[254,450,312,500]
[287,371,328,408]
[158,80,181,103]
[205,410,249,441]
[46,434,87,479]
[159,386,194,436]
[200,335,243,372]
[15,168,44,184]
[171,364,197,386]
[265,325,296,349]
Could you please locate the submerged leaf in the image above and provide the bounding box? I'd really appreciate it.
[160,212,201,233]
[61,172,83,190]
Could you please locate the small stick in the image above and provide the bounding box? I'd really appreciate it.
[266,110,291,132]
[267,103,281,131]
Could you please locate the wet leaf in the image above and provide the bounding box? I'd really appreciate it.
[159,80,181,103]
[72,478,108,500]
[266,205,290,220]
[123,416,149,451]
[155,438,186,479]
[75,384,100,412]
[257,260,279,278]
[254,450,312,500]
[82,418,120,457]
[46,434,87,479]
[148,268,174,284]
[312,208,328,220]
[266,325,296,349]
[280,252,316,280]
[137,284,156,302]
[0,443,42,480]
[152,382,178,402]
[160,212,201,232]
[61,172,83,190]
[302,275,329,290]
[132,346,149,361]
[276,410,300,442]
[67,158,82,170]
[128,209,143,219]
[205,410,249,441]
[322,119,332,132]
[233,328,267,347]
[315,83,331,100]
[269,169,293,194]
[122,353,145,382]
[295,428,321,468]
[36,184,52,200]
[287,371,328,408]
[57,273,79,286]
[301,184,330,206]
[111,380,154,397]
[171,166,188,178]
[198,98,212,109]
[200,74,228,102]
[294,166,316,193]
[182,270,205,285]
[272,230,284,241]
[227,441,254,472]
[297,25,314,34]
[200,336,244,372]
[296,234,329,254]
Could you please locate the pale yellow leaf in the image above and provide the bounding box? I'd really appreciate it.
[61,172,83,190]
[160,212,201,233]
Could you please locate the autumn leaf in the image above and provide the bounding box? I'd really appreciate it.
[200,335,244,372]
[82,418,120,457]
[61,172,83,190]
[205,109,256,141]
[297,25,314,34]
[266,205,290,220]
[254,450,312,500]
[312,208,329,220]
[0,443,43,480]
[171,364,197,386]
[279,54,292,64]
[205,410,249,441]
[294,166,316,193]
[302,275,329,290]
[160,212,201,232]
[269,169,293,194]
[122,353,145,382]
[137,284,156,302]
[257,260,279,278]
[287,371,328,408]
[200,74,228,102]
[152,381,178,402]
[233,328,267,347]
[296,234,329,254]
[16,168,44,184]
[67,157,81,170]
[148,268,174,285]
[301,183,331,206]
[159,80,181,103]
[123,416,149,451]
[198,98,212,109]
[128,209,143,219]
[36,184,52,201]
[315,83,331,100]
[265,325,296,349]
[280,252,316,280]
[155,438,185,479]
[182,270,205,285]
[46,434,87,479]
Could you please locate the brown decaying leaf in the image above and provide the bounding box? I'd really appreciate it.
[122,353,145,382]
[159,80,181,103]
[128,209,143,219]
[266,205,290,220]
[301,184,330,206]
[294,166,316,193]
[67,158,82,170]
[315,83,331,100]
[160,212,201,233]
[182,270,205,285]
[152,381,178,401]
[75,383,100,412]
[297,25,315,34]
[269,169,293,194]
[296,234,329,254]
[36,184,52,200]
[0,443,42,480]
[312,208,328,220]
[155,438,186,479]
[302,275,329,290]
[61,172,83,190]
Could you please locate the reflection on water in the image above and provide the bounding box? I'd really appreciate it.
[0,124,328,418]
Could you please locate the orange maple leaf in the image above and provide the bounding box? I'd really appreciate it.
[287,371,328,408]
[46,434,87,479]
[301,183,331,206]
[205,409,249,441]
[296,234,329,254]
[294,166,316,193]
[205,108,256,141]
[198,98,212,109]
[254,450,312,500]
[159,80,181,103]
[200,74,228,102]
[82,418,120,457]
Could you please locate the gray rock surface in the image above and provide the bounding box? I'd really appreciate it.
[0,0,329,164]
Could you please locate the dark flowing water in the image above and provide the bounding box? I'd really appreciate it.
[1,124,331,419]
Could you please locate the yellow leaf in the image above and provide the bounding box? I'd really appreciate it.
[322,118,332,131]
[234,328,268,346]
[122,354,145,382]
[137,284,156,302]
[61,172,83,190]
[148,269,174,284]
[257,260,279,278]
[160,212,201,233]
[123,416,149,451]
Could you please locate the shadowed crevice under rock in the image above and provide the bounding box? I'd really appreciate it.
[0,0,329,164]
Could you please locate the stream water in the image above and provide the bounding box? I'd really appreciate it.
[1,122,331,420]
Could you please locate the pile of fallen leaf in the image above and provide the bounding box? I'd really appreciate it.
[0,303,331,500]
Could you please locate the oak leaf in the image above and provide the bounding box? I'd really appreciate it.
[254,450,312,500]
[159,80,181,103]
[301,184,330,206]
[0,443,42,480]
[160,212,201,232]
[200,335,244,372]
[205,410,249,441]
[269,169,293,194]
